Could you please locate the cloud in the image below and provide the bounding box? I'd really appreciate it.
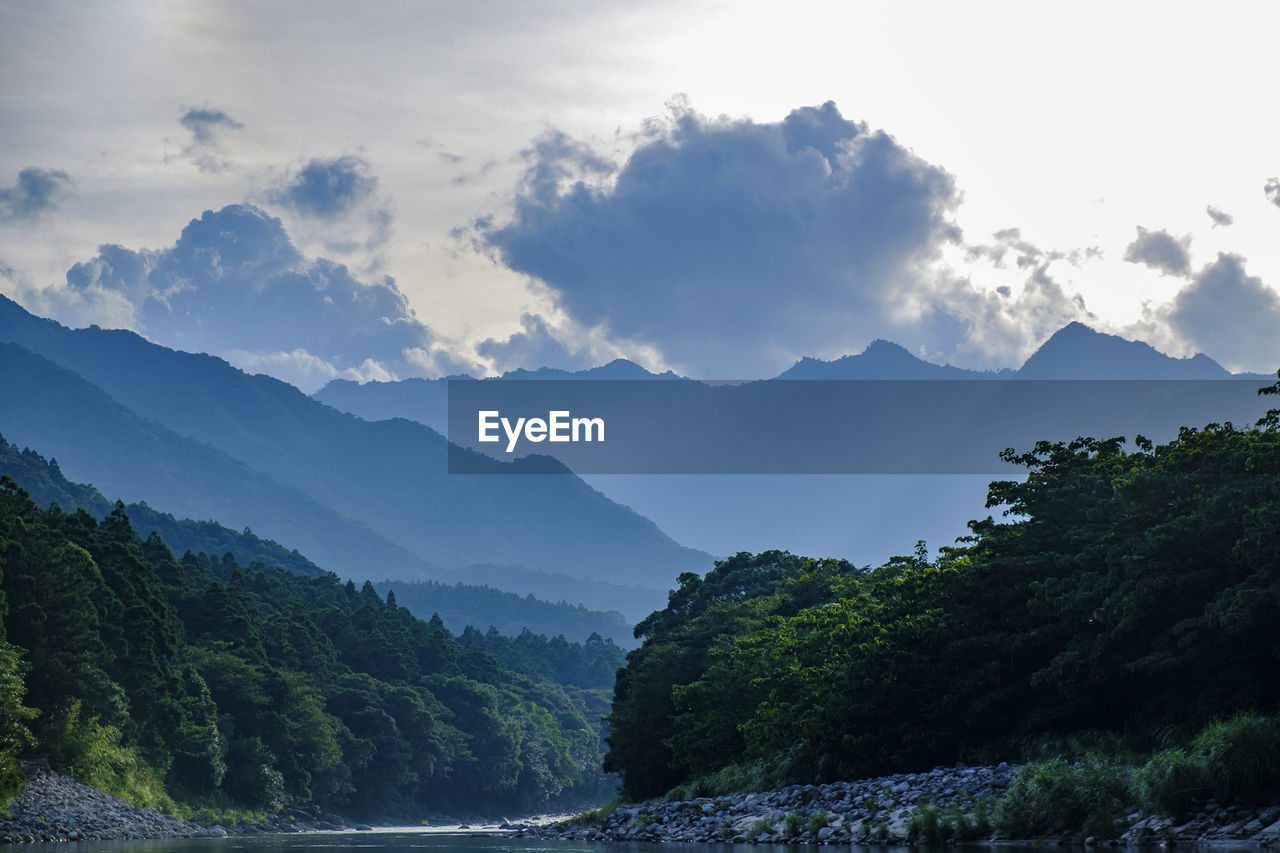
[478,100,966,377]
[264,155,394,262]
[474,311,665,374]
[178,106,243,173]
[1123,226,1192,277]
[1267,178,1280,209]
[0,168,73,225]
[1206,205,1234,227]
[1165,253,1280,373]
[269,155,377,219]
[58,203,445,391]
[476,313,583,371]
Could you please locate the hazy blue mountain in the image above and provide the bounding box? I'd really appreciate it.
[0,296,710,603]
[774,324,1264,380]
[1016,321,1241,379]
[0,343,434,578]
[315,358,683,434]
[310,323,1277,568]
[776,339,996,379]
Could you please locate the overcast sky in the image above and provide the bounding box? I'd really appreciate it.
[3,0,1279,390]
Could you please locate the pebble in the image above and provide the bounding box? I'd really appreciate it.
[0,769,200,843]
[524,762,1280,846]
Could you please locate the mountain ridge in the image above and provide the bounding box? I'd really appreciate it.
[0,295,711,608]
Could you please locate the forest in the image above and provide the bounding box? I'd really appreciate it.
[3,375,1279,824]
[605,377,1280,802]
[0,445,624,821]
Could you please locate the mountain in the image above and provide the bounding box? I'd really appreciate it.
[1016,321,1240,379]
[0,296,711,608]
[775,339,993,379]
[315,358,682,433]
[774,326,1267,381]
[0,342,430,578]
[308,322,1277,570]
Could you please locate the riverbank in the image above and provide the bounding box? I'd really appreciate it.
[0,769,206,843]
[523,763,1280,846]
[0,766,371,844]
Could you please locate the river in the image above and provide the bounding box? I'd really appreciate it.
[11,828,940,853]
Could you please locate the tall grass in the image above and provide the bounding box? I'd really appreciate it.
[1135,711,1280,814]
[995,756,1132,840]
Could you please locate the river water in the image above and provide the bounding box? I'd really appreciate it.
[15,828,935,853]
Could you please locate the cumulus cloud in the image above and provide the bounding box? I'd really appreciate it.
[269,155,377,219]
[1165,253,1280,373]
[474,311,666,374]
[476,313,584,371]
[1206,205,1234,227]
[477,100,968,377]
[264,155,394,262]
[1266,178,1280,209]
[1123,226,1192,277]
[178,106,243,173]
[58,203,446,391]
[0,167,73,224]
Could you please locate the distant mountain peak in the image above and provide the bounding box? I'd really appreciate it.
[775,339,982,380]
[1018,323,1230,379]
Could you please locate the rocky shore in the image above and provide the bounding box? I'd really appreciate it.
[525,763,1280,846]
[0,769,205,843]
[0,765,368,844]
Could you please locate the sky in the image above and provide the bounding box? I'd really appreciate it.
[3,0,1280,392]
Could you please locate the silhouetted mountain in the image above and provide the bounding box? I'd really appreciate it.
[316,359,682,433]
[309,321,1276,573]
[776,340,993,379]
[1016,321,1240,379]
[501,358,684,380]
[0,296,710,602]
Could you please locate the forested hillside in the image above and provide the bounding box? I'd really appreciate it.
[0,435,634,644]
[606,377,1280,801]
[0,474,625,819]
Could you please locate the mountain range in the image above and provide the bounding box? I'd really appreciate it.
[315,321,1276,565]
[0,295,707,620]
[3,291,1275,619]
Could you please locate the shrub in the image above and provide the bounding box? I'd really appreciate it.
[908,803,944,845]
[1191,712,1280,805]
[1133,748,1209,816]
[0,754,25,814]
[663,760,774,801]
[783,811,804,837]
[44,700,175,813]
[806,810,831,835]
[575,798,620,826]
[995,756,1132,840]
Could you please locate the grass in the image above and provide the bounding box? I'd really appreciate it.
[662,759,775,801]
[806,810,831,834]
[907,800,995,845]
[572,798,621,826]
[1134,711,1280,815]
[994,755,1132,841]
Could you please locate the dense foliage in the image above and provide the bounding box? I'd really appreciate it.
[0,434,632,644]
[0,454,625,819]
[606,378,1280,801]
